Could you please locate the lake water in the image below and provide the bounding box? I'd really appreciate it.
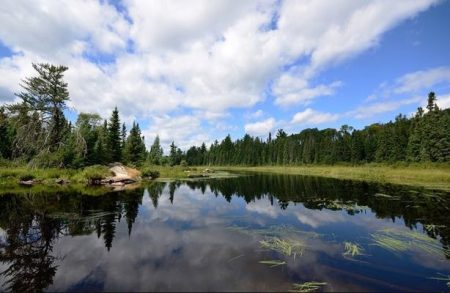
[0,174,449,292]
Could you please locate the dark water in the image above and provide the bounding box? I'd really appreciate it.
[1,174,450,292]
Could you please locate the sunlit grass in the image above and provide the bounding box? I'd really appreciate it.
[289,281,327,292]
[211,163,450,190]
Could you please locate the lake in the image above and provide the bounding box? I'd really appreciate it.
[0,173,449,292]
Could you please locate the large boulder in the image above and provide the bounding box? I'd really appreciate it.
[104,163,141,184]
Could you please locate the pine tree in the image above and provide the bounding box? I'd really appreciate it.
[9,63,71,162]
[148,135,164,165]
[121,123,127,149]
[169,141,182,166]
[108,107,122,163]
[123,122,146,165]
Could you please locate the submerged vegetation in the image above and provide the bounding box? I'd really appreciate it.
[289,282,327,293]
[371,228,450,258]
[343,241,364,258]
[430,273,450,288]
[258,260,286,267]
[260,237,305,259]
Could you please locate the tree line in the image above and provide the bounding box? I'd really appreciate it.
[0,63,449,168]
[185,92,450,165]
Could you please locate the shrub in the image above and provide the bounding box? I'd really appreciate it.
[141,167,160,179]
[19,174,35,181]
[75,165,111,184]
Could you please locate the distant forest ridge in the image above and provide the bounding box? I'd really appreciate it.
[0,63,449,168]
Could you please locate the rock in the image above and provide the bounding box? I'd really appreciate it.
[110,182,125,187]
[19,180,35,185]
[109,164,141,181]
[55,178,70,185]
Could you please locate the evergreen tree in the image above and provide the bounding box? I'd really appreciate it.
[121,123,127,150]
[148,135,164,165]
[8,63,72,165]
[169,141,182,166]
[123,122,146,165]
[107,107,122,162]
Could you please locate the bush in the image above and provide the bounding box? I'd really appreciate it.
[75,165,111,184]
[180,160,188,168]
[141,167,160,179]
[19,174,35,181]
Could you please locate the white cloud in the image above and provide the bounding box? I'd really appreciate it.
[436,94,450,109]
[273,74,342,106]
[394,67,450,94]
[244,118,276,136]
[142,115,212,153]
[0,0,440,145]
[0,0,129,56]
[291,108,339,125]
[350,96,422,119]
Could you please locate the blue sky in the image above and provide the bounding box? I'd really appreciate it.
[1,0,450,152]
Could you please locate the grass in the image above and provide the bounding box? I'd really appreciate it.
[0,165,111,189]
[343,241,364,258]
[371,228,449,257]
[260,237,305,259]
[258,260,286,267]
[210,163,450,190]
[289,282,327,292]
[429,273,450,288]
[140,165,237,181]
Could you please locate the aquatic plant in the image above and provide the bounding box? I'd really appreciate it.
[227,224,320,239]
[289,281,327,292]
[430,273,450,288]
[371,228,448,257]
[260,237,304,259]
[258,260,286,267]
[343,241,364,257]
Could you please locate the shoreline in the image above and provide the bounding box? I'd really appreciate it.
[210,164,450,191]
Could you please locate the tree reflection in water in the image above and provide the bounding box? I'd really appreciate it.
[0,175,449,291]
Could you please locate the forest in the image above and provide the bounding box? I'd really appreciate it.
[0,63,449,169]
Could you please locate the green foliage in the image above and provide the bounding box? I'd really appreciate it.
[140,167,160,179]
[169,141,182,166]
[187,92,450,167]
[107,107,122,162]
[74,165,111,184]
[123,122,146,165]
[18,174,35,181]
[148,135,164,165]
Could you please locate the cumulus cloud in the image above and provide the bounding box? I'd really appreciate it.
[244,118,276,136]
[291,108,339,125]
[350,96,422,119]
[394,66,450,94]
[0,0,439,146]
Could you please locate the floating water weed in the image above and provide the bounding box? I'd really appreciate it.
[227,224,319,239]
[430,273,450,288]
[371,228,445,257]
[343,241,364,257]
[289,281,327,292]
[258,260,286,267]
[260,237,304,259]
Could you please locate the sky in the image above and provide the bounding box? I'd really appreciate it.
[1,0,450,152]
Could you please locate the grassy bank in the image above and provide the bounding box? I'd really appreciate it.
[210,163,450,191]
[0,165,112,186]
